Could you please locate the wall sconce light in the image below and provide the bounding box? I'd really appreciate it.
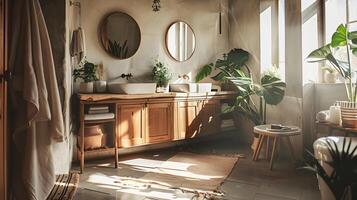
[152,0,161,12]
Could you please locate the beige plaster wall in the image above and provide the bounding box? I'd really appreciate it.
[79,0,229,82]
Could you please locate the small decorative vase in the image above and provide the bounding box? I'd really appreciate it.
[79,82,94,93]
[324,72,337,83]
[94,80,107,93]
[336,101,357,128]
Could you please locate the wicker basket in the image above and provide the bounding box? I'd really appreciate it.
[84,133,107,150]
[336,101,357,128]
[84,125,103,136]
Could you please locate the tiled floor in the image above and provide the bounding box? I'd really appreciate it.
[73,137,321,200]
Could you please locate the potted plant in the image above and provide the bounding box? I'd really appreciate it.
[73,60,99,93]
[307,23,357,127]
[196,48,286,149]
[322,66,338,83]
[152,60,171,93]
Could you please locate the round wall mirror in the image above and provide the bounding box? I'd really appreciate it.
[166,21,196,62]
[99,12,141,59]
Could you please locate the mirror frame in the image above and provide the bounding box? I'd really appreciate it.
[165,21,196,62]
[98,11,142,60]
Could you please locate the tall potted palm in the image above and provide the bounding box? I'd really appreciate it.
[307,23,357,127]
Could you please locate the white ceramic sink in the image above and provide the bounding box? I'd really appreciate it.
[108,82,157,94]
[170,83,197,93]
[170,83,212,93]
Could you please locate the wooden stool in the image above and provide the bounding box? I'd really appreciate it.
[252,124,301,170]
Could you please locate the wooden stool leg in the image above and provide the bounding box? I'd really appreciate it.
[285,136,297,161]
[252,134,262,160]
[270,136,279,170]
[265,136,270,160]
[255,135,266,161]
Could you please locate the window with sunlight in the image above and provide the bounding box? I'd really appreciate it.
[278,0,285,81]
[260,6,272,74]
[301,0,321,84]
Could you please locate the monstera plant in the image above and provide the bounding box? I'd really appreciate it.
[196,48,286,125]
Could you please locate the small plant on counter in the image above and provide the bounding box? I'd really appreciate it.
[152,60,171,92]
[73,60,99,93]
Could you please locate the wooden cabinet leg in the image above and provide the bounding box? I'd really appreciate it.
[255,135,266,161]
[270,136,278,170]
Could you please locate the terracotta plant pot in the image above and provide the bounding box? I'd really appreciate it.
[336,101,357,128]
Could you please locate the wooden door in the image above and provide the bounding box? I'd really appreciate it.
[176,101,201,139]
[199,99,221,135]
[117,104,145,148]
[146,103,172,143]
[0,0,7,198]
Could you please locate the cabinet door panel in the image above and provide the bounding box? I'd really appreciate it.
[117,104,145,147]
[147,103,172,143]
[199,99,221,135]
[177,101,200,139]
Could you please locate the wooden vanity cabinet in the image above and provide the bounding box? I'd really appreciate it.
[146,102,173,143]
[78,92,235,172]
[173,98,222,140]
[199,99,221,135]
[175,100,202,140]
[117,103,146,148]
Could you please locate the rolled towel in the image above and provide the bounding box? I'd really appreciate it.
[316,110,330,122]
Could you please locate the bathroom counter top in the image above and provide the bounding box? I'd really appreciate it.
[78,91,237,102]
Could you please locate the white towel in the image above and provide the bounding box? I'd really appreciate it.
[316,110,330,122]
[70,27,86,64]
[85,113,115,121]
[9,0,65,199]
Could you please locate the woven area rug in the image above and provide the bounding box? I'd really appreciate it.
[46,173,80,200]
[141,152,239,192]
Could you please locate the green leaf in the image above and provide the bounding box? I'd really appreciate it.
[226,48,250,68]
[348,31,357,41]
[211,72,226,81]
[260,74,286,105]
[331,24,347,48]
[306,44,332,63]
[195,63,213,82]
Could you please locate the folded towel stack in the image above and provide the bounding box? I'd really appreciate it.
[85,106,115,121]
